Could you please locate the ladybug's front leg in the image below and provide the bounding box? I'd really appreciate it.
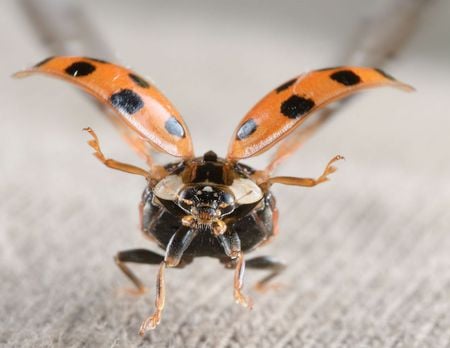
[233,251,253,309]
[84,127,151,178]
[218,232,253,309]
[139,227,197,336]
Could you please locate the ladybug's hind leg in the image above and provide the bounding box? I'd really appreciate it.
[246,256,286,293]
[115,249,164,296]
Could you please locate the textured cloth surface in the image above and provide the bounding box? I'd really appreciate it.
[2,1,450,347]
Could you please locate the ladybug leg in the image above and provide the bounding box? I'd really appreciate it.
[217,230,241,259]
[233,251,253,309]
[267,155,344,187]
[139,227,197,335]
[114,249,164,296]
[108,114,156,168]
[120,130,155,168]
[246,256,287,293]
[83,127,151,178]
[139,261,165,336]
[218,232,253,309]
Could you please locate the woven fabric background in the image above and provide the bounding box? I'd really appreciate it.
[1,1,450,347]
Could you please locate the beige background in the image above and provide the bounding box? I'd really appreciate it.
[1,0,450,347]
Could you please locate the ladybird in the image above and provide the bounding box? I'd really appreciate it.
[14,56,413,335]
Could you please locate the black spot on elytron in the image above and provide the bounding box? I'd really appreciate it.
[34,56,54,67]
[236,119,257,140]
[316,66,343,72]
[84,57,109,64]
[165,116,185,138]
[129,73,151,88]
[65,61,96,77]
[280,95,315,119]
[110,89,144,115]
[330,70,361,86]
[375,68,395,81]
[275,78,297,93]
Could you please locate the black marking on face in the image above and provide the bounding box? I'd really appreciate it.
[34,56,54,67]
[110,89,144,115]
[129,73,151,88]
[275,78,297,93]
[330,70,361,86]
[165,116,185,138]
[280,95,315,119]
[375,68,395,81]
[84,57,109,64]
[236,119,257,140]
[65,61,96,77]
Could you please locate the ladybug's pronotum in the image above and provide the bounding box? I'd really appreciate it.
[15,56,412,335]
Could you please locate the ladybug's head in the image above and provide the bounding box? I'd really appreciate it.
[177,184,235,221]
